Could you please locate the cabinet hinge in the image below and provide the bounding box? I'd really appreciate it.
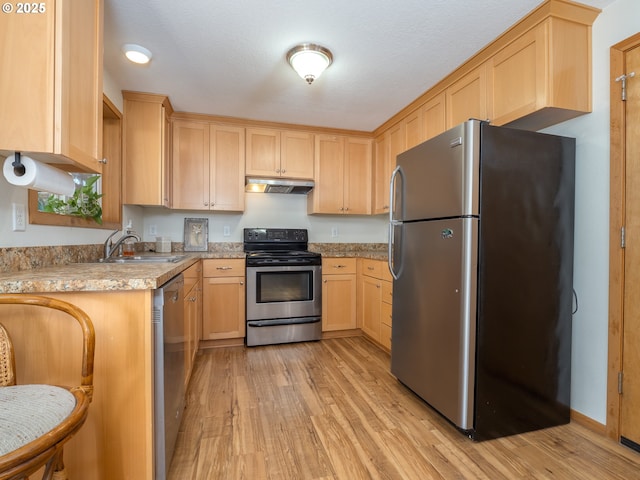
[619,371,624,394]
[621,226,626,249]
[615,72,636,101]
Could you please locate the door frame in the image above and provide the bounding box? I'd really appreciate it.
[607,32,640,441]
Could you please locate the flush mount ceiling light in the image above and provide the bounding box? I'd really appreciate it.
[286,43,333,85]
[122,44,153,64]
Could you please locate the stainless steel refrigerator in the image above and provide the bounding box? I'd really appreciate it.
[389,119,575,441]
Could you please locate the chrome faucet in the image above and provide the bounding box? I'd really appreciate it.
[103,229,141,260]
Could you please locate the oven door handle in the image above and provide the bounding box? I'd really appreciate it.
[247,317,321,327]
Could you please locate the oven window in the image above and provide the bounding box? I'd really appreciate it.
[256,271,313,303]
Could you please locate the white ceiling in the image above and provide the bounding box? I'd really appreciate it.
[104,0,615,132]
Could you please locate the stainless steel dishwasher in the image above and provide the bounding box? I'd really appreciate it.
[153,273,185,479]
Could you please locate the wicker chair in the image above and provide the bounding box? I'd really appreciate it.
[0,295,95,480]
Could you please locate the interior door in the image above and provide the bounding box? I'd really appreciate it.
[621,43,640,449]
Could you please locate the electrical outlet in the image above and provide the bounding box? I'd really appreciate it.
[12,203,26,231]
[149,224,157,236]
[223,226,231,237]
[331,226,339,238]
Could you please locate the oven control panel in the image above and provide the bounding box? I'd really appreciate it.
[244,228,308,243]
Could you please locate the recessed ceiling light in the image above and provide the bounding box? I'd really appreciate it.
[122,44,152,64]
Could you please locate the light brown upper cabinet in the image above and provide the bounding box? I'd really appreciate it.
[488,18,593,129]
[0,0,103,173]
[172,120,245,211]
[246,128,314,179]
[373,0,599,160]
[308,135,372,215]
[122,92,173,207]
[423,92,447,141]
[446,64,489,128]
[404,109,424,151]
[373,123,404,215]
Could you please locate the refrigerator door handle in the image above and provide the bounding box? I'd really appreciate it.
[389,166,403,280]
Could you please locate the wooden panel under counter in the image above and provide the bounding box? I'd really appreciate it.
[0,290,155,480]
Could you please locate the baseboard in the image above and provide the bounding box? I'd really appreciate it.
[322,328,363,339]
[199,338,244,349]
[571,409,606,435]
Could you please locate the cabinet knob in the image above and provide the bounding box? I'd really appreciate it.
[324,279,328,283]
[99,157,108,164]
[240,281,244,285]
[276,168,281,174]
[281,169,286,174]
[204,202,209,206]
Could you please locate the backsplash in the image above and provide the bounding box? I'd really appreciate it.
[0,245,104,273]
[0,242,387,273]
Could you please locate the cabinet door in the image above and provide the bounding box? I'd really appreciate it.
[172,120,210,210]
[423,92,447,141]
[281,131,314,179]
[488,25,546,126]
[123,93,172,206]
[446,64,488,128]
[404,109,424,150]
[374,123,404,216]
[246,128,280,176]
[184,282,198,388]
[344,137,372,215]
[0,0,103,172]
[373,133,389,214]
[101,97,122,227]
[202,276,245,340]
[361,275,382,341]
[309,135,345,213]
[322,273,357,331]
[210,125,245,211]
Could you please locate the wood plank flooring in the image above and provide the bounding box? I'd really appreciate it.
[168,337,640,479]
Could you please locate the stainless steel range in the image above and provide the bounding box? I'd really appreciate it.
[244,228,322,347]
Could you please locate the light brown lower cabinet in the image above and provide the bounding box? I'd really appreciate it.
[322,258,357,331]
[183,261,202,387]
[0,290,156,480]
[202,259,245,341]
[359,258,393,350]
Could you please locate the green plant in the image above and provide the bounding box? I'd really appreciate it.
[42,175,103,224]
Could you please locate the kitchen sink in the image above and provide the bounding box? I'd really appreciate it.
[98,254,189,264]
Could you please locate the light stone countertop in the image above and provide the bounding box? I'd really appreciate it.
[0,254,230,293]
[0,244,387,294]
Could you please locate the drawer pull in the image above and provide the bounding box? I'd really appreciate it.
[216,266,232,270]
[367,266,374,270]
[333,264,346,269]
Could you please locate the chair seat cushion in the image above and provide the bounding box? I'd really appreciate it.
[0,384,76,456]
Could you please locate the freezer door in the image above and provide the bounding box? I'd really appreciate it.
[392,120,481,222]
[391,217,478,431]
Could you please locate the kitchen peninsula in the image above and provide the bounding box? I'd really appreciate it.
[0,255,205,480]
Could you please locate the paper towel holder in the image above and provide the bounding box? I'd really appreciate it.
[12,151,26,176]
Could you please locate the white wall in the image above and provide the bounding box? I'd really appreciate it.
[140,193,388,244]
[542,0,639,423]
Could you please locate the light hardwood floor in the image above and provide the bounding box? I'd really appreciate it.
[169,336,640,479]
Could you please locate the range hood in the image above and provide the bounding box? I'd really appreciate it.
[245,177,314,194]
